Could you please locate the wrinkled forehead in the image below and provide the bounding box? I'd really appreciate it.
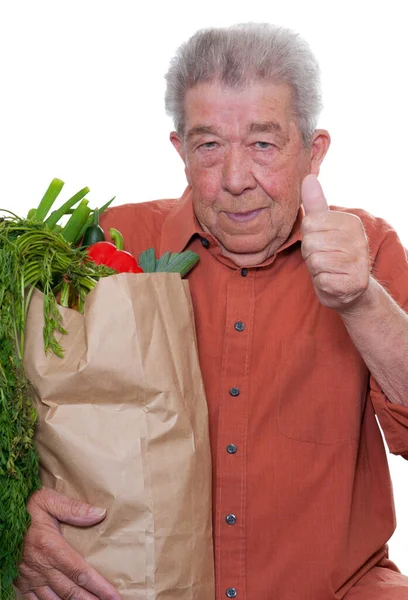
[182,79,299,140]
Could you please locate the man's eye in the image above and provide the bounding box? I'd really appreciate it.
[254,141,273,150]
[199,142,218,150]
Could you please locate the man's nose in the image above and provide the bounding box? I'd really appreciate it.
[222,147,256,195]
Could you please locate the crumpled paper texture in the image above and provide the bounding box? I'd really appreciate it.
[23,273,215,599]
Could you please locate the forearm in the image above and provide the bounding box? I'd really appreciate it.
[339,276,408,406]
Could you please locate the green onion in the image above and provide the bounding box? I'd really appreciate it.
[33,178,64,221]
[60,281,70,308]
[45,186,90,229]
[61,200,91,244]
[99,196,116,214]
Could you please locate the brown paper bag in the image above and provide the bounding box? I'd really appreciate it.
[23,273,215,599]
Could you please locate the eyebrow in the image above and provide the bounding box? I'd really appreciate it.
[185,120,284,142]
[186,126,217,141]
[248,121,282,135]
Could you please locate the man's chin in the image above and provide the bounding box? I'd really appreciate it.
[218,238,275,266]
[218,231,272,253]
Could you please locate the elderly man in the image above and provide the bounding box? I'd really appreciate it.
[17,23,408,600]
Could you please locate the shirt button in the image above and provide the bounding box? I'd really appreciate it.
[234,321,245,332]
[201,237,210,248]
[241,268,248,277]
[226,444,237,454]
[226,588,237,598]
[225,514,237,525]
[229,387,240,397]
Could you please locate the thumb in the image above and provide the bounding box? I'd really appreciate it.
[32,487,107,526]
[301,174,329,214]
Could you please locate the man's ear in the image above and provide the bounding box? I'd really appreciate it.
[170,131,191,185]
[170,131,186,163]
[309,129,331,176]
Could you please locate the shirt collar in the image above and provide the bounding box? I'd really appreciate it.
[159,186,200,255]
[160,185,304,264]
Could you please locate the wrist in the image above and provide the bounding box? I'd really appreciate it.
[337,276,380,321]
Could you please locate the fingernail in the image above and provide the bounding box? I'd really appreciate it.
[89,506,106,517]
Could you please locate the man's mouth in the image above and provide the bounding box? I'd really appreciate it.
[224,209,264,223]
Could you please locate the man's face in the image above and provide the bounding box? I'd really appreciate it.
[171,80,329,266]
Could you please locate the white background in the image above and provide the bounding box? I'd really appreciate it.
[1,0,407,574]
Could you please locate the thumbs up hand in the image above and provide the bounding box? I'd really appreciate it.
[301,174,370,312]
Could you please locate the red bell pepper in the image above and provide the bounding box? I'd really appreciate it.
[87,241,143,274]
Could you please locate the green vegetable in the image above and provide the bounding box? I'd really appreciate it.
[108,227,123,250]
[98,196,116,216]
[76,196,116,243]
[82,209,105,248]
[162,251,199,277]
[45,186,90,230]
[32,178,64,221]
[60,200,91,245]
[0,237,41,600]
[155,250,171,271]
[138,249,199,277]
[138,248,156,273]
[82,226,105,247]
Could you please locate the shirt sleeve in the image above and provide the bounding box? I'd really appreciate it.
[366,218,408,459]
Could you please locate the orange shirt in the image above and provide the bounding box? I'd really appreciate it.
[100,187,408,600]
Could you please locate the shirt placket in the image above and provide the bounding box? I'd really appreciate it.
[216,267,254,600]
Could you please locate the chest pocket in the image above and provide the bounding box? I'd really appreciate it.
[278,335,368,444]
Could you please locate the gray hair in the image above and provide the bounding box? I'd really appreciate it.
[164,23,322,144]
